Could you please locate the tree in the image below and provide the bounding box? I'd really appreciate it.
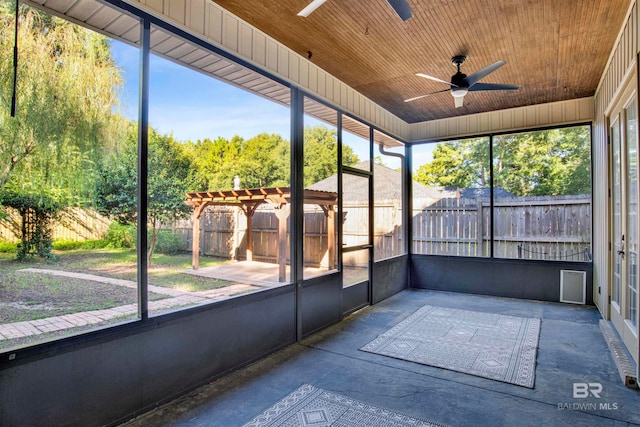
[186,135,242,190]
[233,133,290,188]
[0,3,122,197]
[493,127,591,196]
[303,125,359,187]
[414,127,591,197]
[95,125,200,264]
[187,126,357,191]
[414,138,489,188]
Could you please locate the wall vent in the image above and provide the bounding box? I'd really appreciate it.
[560,270,586,304]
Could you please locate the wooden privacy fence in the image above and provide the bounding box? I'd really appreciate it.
[412,195,592,261]
[172,200,404,267]
[0,207,110,243]
[172,204,336,267]
[0,196,592,264]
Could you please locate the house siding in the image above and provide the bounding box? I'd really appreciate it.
[407,98,594,142]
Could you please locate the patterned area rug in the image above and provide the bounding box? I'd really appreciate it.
[361,305,541,388]
[242,384,448,427]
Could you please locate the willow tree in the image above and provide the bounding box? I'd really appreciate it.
[0,2,123,257]
[0,2,123,198]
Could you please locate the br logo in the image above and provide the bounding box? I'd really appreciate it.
[573,383,603,398]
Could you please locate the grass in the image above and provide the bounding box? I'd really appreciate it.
[0,248,233,291]
[0,249,254,351]
[0,273,165,324]
[0,249,237,329]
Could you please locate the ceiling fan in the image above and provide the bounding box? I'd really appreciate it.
[298,0,413,21]
[405,55,519,108]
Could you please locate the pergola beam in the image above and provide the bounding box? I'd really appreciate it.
[186,187,338,277]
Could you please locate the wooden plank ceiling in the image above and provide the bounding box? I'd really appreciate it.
[213,0,630,123]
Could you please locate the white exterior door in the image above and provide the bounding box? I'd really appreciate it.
[610,84,639,363]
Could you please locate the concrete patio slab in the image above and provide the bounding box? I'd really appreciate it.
[185,260,329,287]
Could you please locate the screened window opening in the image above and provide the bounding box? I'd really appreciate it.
[411,125,592,262]
[146,25,292,317]
[373,130,405,260]
[412,137,490,257]
[493,126,592,261]
[302,98,339,279]
[0,4,141,351]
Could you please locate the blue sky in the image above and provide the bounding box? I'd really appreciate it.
[110,40,291,141]
[110,39,427,171]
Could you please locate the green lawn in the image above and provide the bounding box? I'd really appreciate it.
[0,248,232,291]
[0,249,234,323]
[0,249,246,351]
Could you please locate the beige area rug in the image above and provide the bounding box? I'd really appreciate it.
[242,384,448,427]
[361,305,541,388]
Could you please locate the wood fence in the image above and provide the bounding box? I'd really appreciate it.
[0,195,591,264]
[173,201,404,267]
[0,207,110,243]
[412,195,592,261]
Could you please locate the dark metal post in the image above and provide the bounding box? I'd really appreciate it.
[11,0,19,116]
[367,126,374,305]
[336,114,344,312]
[406,144,412,256]
[137,19,150,320]
[489,135,495,258]
[291,87,304,341]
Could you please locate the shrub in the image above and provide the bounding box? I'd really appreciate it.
[52,239,110,251]
[105,222,136,249]
[52,240,83,251]
[80,239,109,249]
[154,230,186,254]
[0,241,17,253]
[0,190,62,260]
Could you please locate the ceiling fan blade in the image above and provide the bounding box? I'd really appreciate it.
[298,0,327,17]
[465,60,506,87]
[404,89,449,102]
[416,73,458,87]
[386,0,413,21]
[454,95,465,108]
[468,83,519,91]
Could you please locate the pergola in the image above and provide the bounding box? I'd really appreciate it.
[186,187,338,282]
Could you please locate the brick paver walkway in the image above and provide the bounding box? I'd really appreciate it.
[0,270,257,341]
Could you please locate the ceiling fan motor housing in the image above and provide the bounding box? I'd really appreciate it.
[451,72,469,96]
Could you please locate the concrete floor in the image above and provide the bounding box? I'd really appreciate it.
[122,289,640,427]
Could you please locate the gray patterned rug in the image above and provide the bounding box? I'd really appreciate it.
[242,384,448,427]
[361,305,541,388]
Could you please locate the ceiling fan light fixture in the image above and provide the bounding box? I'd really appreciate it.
[451,88,468,97]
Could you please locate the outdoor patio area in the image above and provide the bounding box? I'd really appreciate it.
[121,289,640,427]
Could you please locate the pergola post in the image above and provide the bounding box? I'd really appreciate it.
[321,204,336,270]
[191,203,207,270]
[193,212,200,269]
[246,213,253,261]
[274,204,290,282]
[240,203,260,262]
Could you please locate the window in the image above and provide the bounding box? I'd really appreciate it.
[0,5,141,350]
[412,137,490,257]
[493,126,592,261]
[146,26,292,316]
[373,130,405,260]
[411,125,592,262]
[303,98,338,278]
